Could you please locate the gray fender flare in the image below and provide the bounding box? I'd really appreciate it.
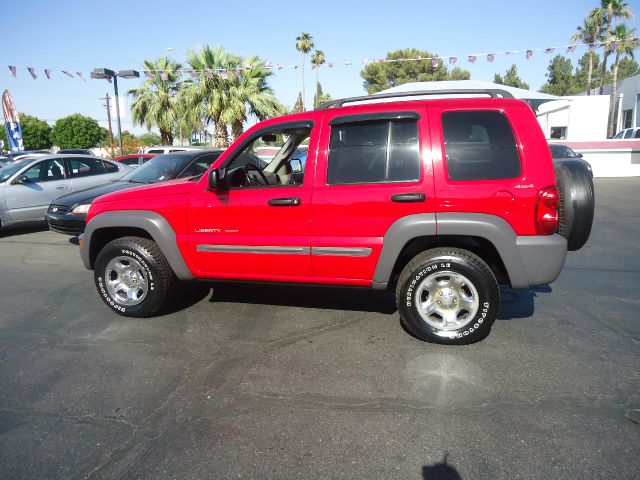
[372,213,567,290]
[80,210,194,280]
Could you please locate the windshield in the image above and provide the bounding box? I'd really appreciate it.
[120,153,193,183]
[0,158,32,183]
[549,144,577,158]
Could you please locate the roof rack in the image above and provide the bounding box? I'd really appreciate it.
[316,89,515,110]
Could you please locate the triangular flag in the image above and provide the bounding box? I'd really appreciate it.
[468,55,476,63]
[62,71,75,78]
[44,69,51,79]
[487,54,495,62]
[8,65,16,78]
[544,47,555,54]
[567,45,577,53]
[526,50,533,59]
[27,67,37,79]
[77,72,85,81]
[449,57,457,65]
[431,57,439,67]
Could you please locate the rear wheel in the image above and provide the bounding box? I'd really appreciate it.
[396,248,499,345]
[94,236,174,317]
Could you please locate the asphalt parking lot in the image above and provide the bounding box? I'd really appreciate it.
[1,177,639,480]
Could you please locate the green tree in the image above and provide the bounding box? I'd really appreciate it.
[595,0,634,94]
[184,45,240,147]
[0,114,53,150]
[608,24,636,136]
[50,114,102,149]
[128,56,182,146]
[360,48,471,94]
[539,55,581,96]
[295,33,314,111]
[311,50,326,108]
[615,55,639,80]
[292,92,304,113]
[493,64,530,89]
[222,55,284,141]
[314,82,332,108]
[572,9,604,95]
[574,52,603,91]
[138,132,162,146]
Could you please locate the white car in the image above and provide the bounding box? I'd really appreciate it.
[0,154,131,228]
[612,127,640,139]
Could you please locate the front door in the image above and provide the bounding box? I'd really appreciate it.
[186,121,317,281]
[5,158,71,221]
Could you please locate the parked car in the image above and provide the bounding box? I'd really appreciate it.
[142,145,204,154]
[114,153,157,168]
[78,88,594,344]
[0,154,130,228]
[548,143,593,177]
[58,148,93,155]
[612,127,640,139]
[0,150,50,166]
[47,149,223,235]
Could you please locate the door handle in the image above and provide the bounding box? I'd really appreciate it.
[391,193,425,203]
[268,197,302,206]
[56,185,69,190]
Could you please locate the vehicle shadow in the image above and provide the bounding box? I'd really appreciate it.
[167,281,553,319]
[204,282,398,314]
[0,221,48,238]
[422,453,462,479]
[497,284,552,320]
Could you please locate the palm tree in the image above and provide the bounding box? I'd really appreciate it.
[572,10,604,95]
[128,56,182,145]
[295,33,314,111]
[311,50,326,108]
[221,56,285,141]
[184,45,241,148]
[608,24,636,136]
[596,0,634,94]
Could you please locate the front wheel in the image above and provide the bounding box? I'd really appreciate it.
[396,248,499,345]
[94,236,175,317]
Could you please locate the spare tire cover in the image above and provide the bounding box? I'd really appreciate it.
[554,160,594,251]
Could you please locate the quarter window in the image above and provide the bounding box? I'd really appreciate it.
[442,111,521,181]
[327,120,420,185]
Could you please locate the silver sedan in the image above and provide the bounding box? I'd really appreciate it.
[0,154,131,228]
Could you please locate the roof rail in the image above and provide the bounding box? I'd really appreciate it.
[316,89,515,110]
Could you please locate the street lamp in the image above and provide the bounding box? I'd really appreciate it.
[92,68,140,155]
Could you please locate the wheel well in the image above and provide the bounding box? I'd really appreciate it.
[89,227,153,268]
[389,235,509,286]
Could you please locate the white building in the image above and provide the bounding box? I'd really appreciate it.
[536,95,610,141]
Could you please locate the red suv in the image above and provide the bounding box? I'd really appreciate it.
[78,89,594,344]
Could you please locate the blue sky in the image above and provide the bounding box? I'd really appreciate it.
[3,0,640,135]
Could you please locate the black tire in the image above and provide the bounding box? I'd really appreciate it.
[94,236,175,317]
[396,248,499,345]
[554,160,594,251]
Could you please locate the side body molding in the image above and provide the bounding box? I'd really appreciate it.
[80,210,194,280]
[372,214,436,290]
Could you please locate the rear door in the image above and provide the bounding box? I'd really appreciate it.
[66,156,124,191]
[4,158,71,221]
[310,106,435,283]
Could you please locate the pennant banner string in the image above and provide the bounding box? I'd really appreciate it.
[6,37,640,80]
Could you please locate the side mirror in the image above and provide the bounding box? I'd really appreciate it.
[289,158,302,173]
[207,168,227,191]
[577,153,583,158]
[13,175,30,185]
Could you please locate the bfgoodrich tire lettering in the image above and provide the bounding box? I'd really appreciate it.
[94,236,175,317]
[396,248,499,345]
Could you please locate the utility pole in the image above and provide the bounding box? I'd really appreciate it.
[100,93,115,158]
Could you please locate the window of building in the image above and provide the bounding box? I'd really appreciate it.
[623,109,633,129]
[549,126,567,140]
[327,119,420,185]
[442,111,521,181]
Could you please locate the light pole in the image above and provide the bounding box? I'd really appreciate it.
[92,68,140,155]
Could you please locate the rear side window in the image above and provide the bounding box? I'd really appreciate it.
[68,157,107,177]
[442,111,521,181]
[327,120,420,185]
[103,160,118,173]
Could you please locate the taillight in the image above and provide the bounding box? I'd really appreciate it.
[535,186,559,235]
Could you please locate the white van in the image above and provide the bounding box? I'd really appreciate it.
[141,146,204,154]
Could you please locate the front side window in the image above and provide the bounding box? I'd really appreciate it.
[224,127,311,188]
[327,119,420,185]
[23,159,66,182]
[442,111,521,181]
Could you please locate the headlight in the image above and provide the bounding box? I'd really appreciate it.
[71,204,91,215]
